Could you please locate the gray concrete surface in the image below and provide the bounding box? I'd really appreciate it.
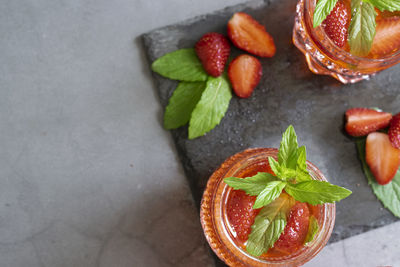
[0,0,398,266]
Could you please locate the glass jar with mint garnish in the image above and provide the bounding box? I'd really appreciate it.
[200,126,351,266]
[293,0,400,84]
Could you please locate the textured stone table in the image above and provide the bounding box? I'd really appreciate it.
[0,0,399,267]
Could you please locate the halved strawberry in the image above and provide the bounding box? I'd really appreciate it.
[227,12,276,57]
[227,190,260,242]
[388,113,400,149]
[228,54,262,98]
[345,108,392,137]
[273,202,310,253]
[370,17,400,57]
[322,0,350,48]
[366,132,400,185]
[195,32,230,77]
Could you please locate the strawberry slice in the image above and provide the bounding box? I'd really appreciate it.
[370,17,400,57]
[195,32,230,77]
[388,113,400,149]
[228,54,262,98]
[345,108,392,137]
[227,190,260,242]
[273,202,310,253]
[227,12,276,57]
[321,0,350,48]
[366,132,400,185]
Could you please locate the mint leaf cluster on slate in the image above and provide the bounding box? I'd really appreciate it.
[151,48,232,139]
[224,125,352,256]
[313,0,400,56]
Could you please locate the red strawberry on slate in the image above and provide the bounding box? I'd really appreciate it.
[322,0,350,48]
[195,32,230,77]
[345,108,392,137]
[366,132,400,185]
[226,190,261,242]
[228,54,262,98]
[389,113,400,149]
[227,12,276,57]
[274,202,310,253]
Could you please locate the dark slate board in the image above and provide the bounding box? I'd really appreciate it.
[142,0,400,263]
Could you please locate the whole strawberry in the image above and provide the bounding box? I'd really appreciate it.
[389,113,400,149]
[322,0,350,48]
[195,33,230,77]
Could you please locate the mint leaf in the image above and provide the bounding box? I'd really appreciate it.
[356,139,400,218]
[285,180,352,205]
[305,215,319,245]
[366,0,400,11]
[270,139,312,182]
[224,173,277,196]
[297,146,307,171]
[268,157,281,178]
[253,181,287,209]
[278,125,299,169]
[296,146,312,182]
[313,0,338,27]
[188,76,231,139]
[151,48,208,82]
[279,166,312,182]
[246,194,295,257]
[348,0,377,56]
[164,81,206,129]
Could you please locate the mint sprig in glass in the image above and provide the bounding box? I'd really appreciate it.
[223,126,351,257]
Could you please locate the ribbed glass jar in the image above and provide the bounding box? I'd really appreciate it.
[200,148,335,266]
[293,0,400,84]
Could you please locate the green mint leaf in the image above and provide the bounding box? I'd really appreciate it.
[348,0,377,56]
[224,173,277,196]
[188,76,231,139]
[164,81,206,129]
[268,157,281,178]
[279,167,297,180]
[313,0,338,27]
[253,181,287,209]
[246,194,295,257]
[356,139,400,217]
[366,0,400,11]
[289,146,313,182]
[278,125,299,169]
[279,167,312,182]
[151,48,208,82]
[295,169,313,182]
[285,180,352,205]
[305,215,319,245]
[297,146,307,171]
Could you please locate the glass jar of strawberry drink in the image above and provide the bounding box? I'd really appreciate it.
[293,0,400,83]
[200,148,336,266]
